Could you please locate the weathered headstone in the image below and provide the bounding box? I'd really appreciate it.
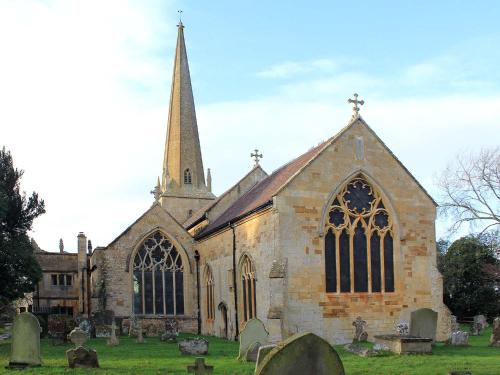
[238,318,269,360]
[255,332,345,375]
[410,308,438,341]
[7,313,42,368]
[255,344,276,368]
[179,338,209,355]
[450,315,460,333]
[78,318,92,337]
[160,319,178,342]
[470,322,483,336]
[106,320,119,346]
[474,315,488,330]
[245,341,261,362]
[187,357,213,374]
[136,322,145,344]
[449,331,469,346]
[68,327,88,348]
[489,317,500,347]
[92,310,114,337]
[395,321,409,336]
[352,316,368,342]
[48,315,74,345]
[66,346,99,369]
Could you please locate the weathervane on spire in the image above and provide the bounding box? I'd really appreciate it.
[178,9,183,25]
[251,149,263,166]
[348,93,364,118]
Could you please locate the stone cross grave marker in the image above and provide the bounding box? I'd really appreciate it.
[490,317,500,347]
[238,318,269,360]
[8,312,42,368]
[410,308,438,341]
[68,327,88,348]
[352,316,368,342]
[136,320,145,344]
[187,357,213,374]
[107,319,119,346]
[255,332,345,375]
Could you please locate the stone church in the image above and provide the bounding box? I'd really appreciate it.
[33,22,451,344]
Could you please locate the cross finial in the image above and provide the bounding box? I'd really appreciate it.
[178,10,183,25]
[347,93,364,118]
[251,149,263,166]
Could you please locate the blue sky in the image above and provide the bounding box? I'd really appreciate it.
[1,0,499,251]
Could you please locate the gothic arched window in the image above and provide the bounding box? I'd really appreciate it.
[240,255,256,322]
[205,265,215,321]
[324,176,395,293]
[184,169,192,185]
[132,231,184,315]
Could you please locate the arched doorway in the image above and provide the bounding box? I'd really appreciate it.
[218,302,228,339]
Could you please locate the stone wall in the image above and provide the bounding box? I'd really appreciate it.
[275,118,450,343]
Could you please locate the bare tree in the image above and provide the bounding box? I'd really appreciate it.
[438,147,499,234]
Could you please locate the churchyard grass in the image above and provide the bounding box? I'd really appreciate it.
[0,327,499,374]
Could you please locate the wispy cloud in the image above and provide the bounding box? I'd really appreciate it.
[256,58,338,79]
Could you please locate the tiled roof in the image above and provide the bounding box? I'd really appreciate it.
[196,140,328,238]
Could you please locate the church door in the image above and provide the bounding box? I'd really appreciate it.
[218,302,228,339]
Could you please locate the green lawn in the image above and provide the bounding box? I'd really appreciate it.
[0,328,499,374]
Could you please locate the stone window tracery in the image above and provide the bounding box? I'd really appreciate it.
[132,231,184,315]
[205,265,215,321]
[324,176,395,293]
[184,169,192,185]
[240,255,256,322]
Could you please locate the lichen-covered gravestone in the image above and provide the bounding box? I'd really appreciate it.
[489,317,500,347]
[160,319,178,342]
[255,332,345,375]
[91,310,114,337]
[179,338,209,355]
[238,318,269,360]
[449,331,469,346]
[352,316,368,342]
[395,321,409,336]
[8,312,42,368]
[66,327,99,368]
[410,308,438,341]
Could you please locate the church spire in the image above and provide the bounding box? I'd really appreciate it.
[162,22,208,194]
[160,21,215,222]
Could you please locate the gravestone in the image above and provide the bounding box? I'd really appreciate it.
[48,315,74,345]
[474,315,488,330]
[66,346,99,369]
[187,357,213,374]
[410,308,438,341]
[489,317,500,347]
[78,318,92,337]
[245,341,261,362]
[68,327,88,347]
[106,320,119,346]
[8,312,42,368]
[91,310,114,337]
[449,331,469,346]
[255,332,345,375]
[450,315,460,332]
[395,321,409,336]
[256,344,276,368]
[238,318,269,360]
[470,322,483,336]
[136,322,145,344]
[160,319,178,342]
[179,338,209,355]
[352,316,368,342]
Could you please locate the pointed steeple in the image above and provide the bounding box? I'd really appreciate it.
[162,21,208,193]
[160,22,215,223]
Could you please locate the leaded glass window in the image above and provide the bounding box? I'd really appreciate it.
[132,231,184,315]
[324,176,395,293]
[240,255,256,322]
[205,265,215,321]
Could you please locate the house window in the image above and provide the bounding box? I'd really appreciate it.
[51,273,73,286]
[240,255,256,322]
[51,274,58,285]
[205,265,215,321]
[66,275,72,286]
[324,176,395,293]
[132,231,184,315]
[184,169,192,185]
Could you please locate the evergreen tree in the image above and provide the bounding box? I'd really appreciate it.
[0,147,44,311]
[438,235,499,318]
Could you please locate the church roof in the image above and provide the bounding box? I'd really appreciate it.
[196,141,328,238]
[196,116,437,239]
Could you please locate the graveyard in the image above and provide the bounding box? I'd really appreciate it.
[0,323,498,374]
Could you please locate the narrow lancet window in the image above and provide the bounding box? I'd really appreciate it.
[184,169,192,184]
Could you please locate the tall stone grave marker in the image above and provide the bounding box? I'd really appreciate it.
[410,308,438,341]
[352,316,368,342]
[8,312,42,368]
[238,318,269,360]
[107,320,120,346]
[489,317,500,347]
[255,332,345,375]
